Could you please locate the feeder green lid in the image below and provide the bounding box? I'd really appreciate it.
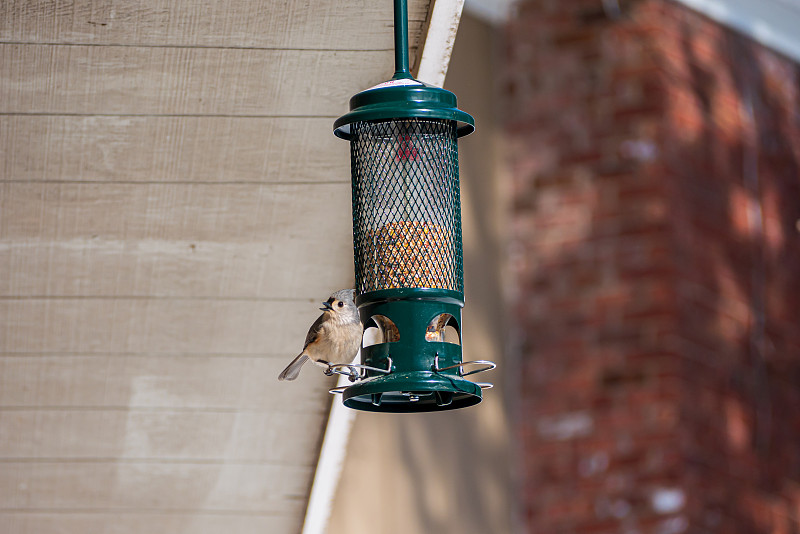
[333,77,475,140]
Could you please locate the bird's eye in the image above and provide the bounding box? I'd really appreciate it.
[337,301,344,308]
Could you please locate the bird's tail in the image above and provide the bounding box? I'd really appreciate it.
[278,354,310,381]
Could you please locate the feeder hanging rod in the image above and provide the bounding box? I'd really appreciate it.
[393,0,411,79]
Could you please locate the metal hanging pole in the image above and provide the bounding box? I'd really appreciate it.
[393,0,412,222]
[393,0,412,79]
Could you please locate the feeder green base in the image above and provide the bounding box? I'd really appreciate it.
[342,371,482,413]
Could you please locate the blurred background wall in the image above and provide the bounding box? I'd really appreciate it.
[504,0,800,532]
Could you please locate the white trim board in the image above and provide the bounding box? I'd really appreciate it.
[416,0,467,87]
[300,368,357,534]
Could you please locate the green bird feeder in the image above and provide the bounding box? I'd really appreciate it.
[328,0,495,412]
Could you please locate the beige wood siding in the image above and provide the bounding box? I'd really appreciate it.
[0,1,431,532]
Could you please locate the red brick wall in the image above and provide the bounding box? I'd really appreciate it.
[504,1,800,532]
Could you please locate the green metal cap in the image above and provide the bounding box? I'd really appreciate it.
[333,78,475,140]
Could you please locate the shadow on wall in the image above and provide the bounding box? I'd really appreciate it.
[505,0,800,532]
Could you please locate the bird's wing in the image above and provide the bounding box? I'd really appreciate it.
[303,313,326,350]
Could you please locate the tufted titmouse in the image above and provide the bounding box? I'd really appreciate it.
[278,289,362,381]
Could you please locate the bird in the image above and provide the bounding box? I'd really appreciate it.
[278,289,362,381]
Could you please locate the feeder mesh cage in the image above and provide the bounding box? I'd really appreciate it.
[350,118,463,294]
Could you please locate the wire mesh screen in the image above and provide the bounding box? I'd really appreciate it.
[350,118,463,294]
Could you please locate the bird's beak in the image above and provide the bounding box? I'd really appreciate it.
[320,301,334,311]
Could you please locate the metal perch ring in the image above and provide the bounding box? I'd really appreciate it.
[432,354,496,377]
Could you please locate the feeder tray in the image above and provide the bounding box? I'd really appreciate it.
[329,355,494,413]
